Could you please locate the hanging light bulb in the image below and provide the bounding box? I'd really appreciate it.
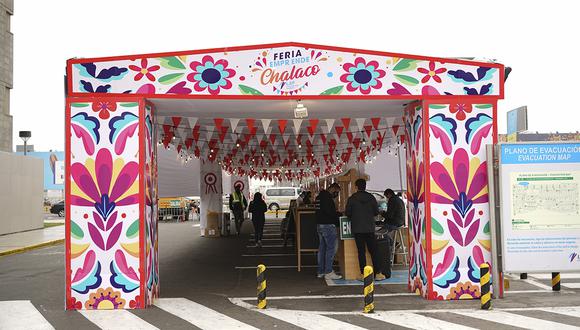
[172,136,176,140]
[236,142,240,147]
[298,144,302,149]
[362,139,366,145]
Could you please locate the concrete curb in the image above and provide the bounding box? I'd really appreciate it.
[0,238,65,257]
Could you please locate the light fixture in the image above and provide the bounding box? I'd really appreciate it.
[294,101,308,118]
[19,131,32,155]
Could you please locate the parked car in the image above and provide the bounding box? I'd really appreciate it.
[50,201,65,217]
[263,187,301,211]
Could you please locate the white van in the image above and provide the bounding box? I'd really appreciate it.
[263,187,301,211]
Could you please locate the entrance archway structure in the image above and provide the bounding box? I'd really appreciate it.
[65,42,504,309]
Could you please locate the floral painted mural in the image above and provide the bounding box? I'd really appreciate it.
[67,100,146,310]
[68,43,502,97]
[404,102,428,298]
[427,102,494,300]
[144,104,159,306]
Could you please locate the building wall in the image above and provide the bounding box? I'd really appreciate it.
[0,0,13,152]
[0,151,43,235]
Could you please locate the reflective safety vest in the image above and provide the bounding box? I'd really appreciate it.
[232,191,246,207]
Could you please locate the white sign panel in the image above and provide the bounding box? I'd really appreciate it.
[499,142,580,272]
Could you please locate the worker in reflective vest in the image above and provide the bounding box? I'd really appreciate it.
[229,184,248,236]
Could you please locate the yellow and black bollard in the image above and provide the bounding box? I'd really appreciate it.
[480,263,491,310]
[257,264,267,309]
[552,272,561,291]
[363,266,374,313]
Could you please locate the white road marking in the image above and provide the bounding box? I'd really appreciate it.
[529,273,580,279]
[542,306,580,318]
[260,309,365,330]
[192,224,200,227]
[507,274,553,290]
[155,298,257,329]
[452,310,579,329]
[563,282,580,288]
[364,311,476,330]
[0,301,54,330]
[235,265,317,269]
[79,310,158,330]
[230,292,417,301]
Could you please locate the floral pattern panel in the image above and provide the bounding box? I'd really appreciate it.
[67,99,144,310]
[144,104,159,306]
[404,102,428,298]
[427,102,494,300]
[69,44,502,97]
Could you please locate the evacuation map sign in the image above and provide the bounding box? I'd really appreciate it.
[499,142,580,272]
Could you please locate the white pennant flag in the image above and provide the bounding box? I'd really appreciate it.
[229,118,240,133]
[206,125,215,141]
[386,117,396,137]
[261,119,271,133]
[282,134,290,147]
[356,118,366,132]
[179,127,190,139]
[292,119,303,134]
[187,117,198,129]
[156,116,167,125]
[325,118,335,134]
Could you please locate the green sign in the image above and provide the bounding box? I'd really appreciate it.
[339,216,353,240]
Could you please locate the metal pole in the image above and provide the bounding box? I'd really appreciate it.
[486,144,503,298]
[397,144,404,192]
[24,140,27,156]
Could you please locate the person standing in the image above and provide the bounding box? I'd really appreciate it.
[249,192,267,247]
[229,184,247,236]
[345,179,385,281]
[382,189,405,231]
[315,183,342,280]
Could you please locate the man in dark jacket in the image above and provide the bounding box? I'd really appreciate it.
[382,189,405,230]
[345,179,384,280]
[229,185,247,236]
[315,183,342,280]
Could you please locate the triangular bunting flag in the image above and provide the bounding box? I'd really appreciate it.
[278,119,288,135]
[356,118,366,132]
[324,119,335,134]
[261,119,272,133]
[187,117,198,129]
[293,119,303,135]
[229,118,240,133]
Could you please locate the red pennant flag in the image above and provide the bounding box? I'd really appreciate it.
[269,133,277,145]
[377,131,385,149]
[260,139,268,150]
[328,139,337,154]
[176,144,182,154]
[320,133,327,145]
[392,124,400,136]
[341,118,351,129]
[246,118,256,130]
[185,138,193,150]
[218,126,228,143]
[346,131,354,143]
[308,119,319,137]
[371,118,381,130]
[192,124,200,142]
[335,126,344,138]
[278,119,288,135]
[194,146,200,157]
[364,125,373,138]
[353,137,362,149]
[171,117,182,128]
[214,118,224,129]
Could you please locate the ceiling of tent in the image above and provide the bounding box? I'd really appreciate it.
[149,98,410,181]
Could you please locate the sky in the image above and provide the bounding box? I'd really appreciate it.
[10,0,580,151]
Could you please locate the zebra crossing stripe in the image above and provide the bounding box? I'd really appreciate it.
[0,301,54,330]
[259,309,366,330]
[543,306,580,318]
[363,311,477,330]
[79,310,158,330]
[452,310,580,330]
[562,282,580,288]
[155,298,258,329]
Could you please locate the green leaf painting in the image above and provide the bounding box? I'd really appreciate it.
[126,219,140,239]
[71,103,89,108]
[393,59,418,72]
[158,73,185,85]
[238,84,263,95]
[394,74,419,86]
[120,102,139,107]
[475,104,493,109]
[159,56,186,70]
[432,218,444,236]
[429,104,447,109]
[320,86,344,95]
[71,221,84,240]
